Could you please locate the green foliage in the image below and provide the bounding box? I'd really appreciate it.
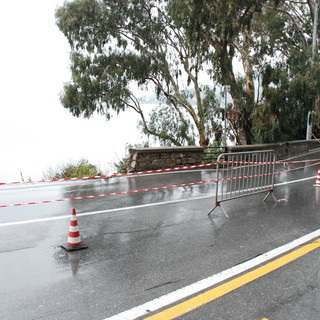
[56,0,320,147]
[113,157,129,174]
[138,85,223,146]
[250,1,320,143]
[168,0,277,144]
[252,50,320,143]
[55,0,224,146]
[112,142,150,173]
[140,104,195,146]
[202,142,223,165]
[43,159,100,180]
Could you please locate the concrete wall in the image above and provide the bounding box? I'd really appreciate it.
[127,140,320,172]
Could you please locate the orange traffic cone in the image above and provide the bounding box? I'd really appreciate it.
[314,168,320,187]
[61,208,88,251]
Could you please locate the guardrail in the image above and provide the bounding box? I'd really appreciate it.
[208,150,278,218]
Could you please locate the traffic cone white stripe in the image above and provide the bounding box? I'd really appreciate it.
[68,226,80,232]
[68,237,82,244]
[61,208,88,251]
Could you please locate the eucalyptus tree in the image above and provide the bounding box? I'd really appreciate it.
[169,0,279,145]
[251,0,320,142]
[55,0,222,146]
[174,0,319,144]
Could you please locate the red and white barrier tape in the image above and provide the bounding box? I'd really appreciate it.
[0,163,217,186]
[0,171,277,208]
[1,158,320,186]
[1,160,319,208]
[0,179,216,208]
[220,159,320,165]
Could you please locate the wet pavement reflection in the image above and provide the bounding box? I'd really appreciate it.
[0,150,319,319]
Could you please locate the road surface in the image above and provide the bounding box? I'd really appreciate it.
[0,149,320,320]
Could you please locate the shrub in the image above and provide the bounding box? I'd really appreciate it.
[43,159,101,180]
[112,142,150,173]
[113,157,129,174]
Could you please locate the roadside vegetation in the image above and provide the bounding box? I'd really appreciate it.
[56,0,320,146]
[43,158,101,180]
[111,142,150,173]
[112,157,130,174]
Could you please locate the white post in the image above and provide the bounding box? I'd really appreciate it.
[306,111,312,140]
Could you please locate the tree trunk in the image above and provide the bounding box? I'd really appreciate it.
[237,30,255,145]
[217,45,252,145]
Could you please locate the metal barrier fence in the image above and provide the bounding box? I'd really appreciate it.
[208,150,277,218]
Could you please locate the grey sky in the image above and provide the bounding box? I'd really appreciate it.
[0,0,141,182]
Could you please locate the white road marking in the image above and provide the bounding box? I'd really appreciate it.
[0,195,213,227]
[1,172,319,319]
[104,228,320,320]
[0,175,317,228]
[274,175,317,186]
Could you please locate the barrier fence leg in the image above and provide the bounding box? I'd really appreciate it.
[263,189,277,203]
[208,201,229,219]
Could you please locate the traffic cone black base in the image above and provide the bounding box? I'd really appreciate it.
[61,243,88,252]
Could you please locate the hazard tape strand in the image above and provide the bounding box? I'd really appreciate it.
[1,160,319,208]
[0,163,217,186]
[1,158,320,186]
[0,180,215,208]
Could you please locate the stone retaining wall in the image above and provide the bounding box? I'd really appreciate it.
[127,146,204,172]
[127,140,320,172]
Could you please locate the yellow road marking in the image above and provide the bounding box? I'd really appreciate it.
[145,239,320,320]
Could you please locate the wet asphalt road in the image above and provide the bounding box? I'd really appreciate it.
[0,150,320,320]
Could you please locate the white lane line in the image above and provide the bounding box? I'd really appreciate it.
[0,175,317,228]
[104,229,320,320]
[274,175,317,186]
[0,195,213,227]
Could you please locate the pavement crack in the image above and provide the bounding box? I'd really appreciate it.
[103,227,156,235]
[0,246,36,254]
[103,222,183,235]
[234,253,263,266]
[145,279,182,291]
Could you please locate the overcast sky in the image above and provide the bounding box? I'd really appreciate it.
[0,0,142,182]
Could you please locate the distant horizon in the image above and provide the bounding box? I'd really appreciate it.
[0,1,145,184]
